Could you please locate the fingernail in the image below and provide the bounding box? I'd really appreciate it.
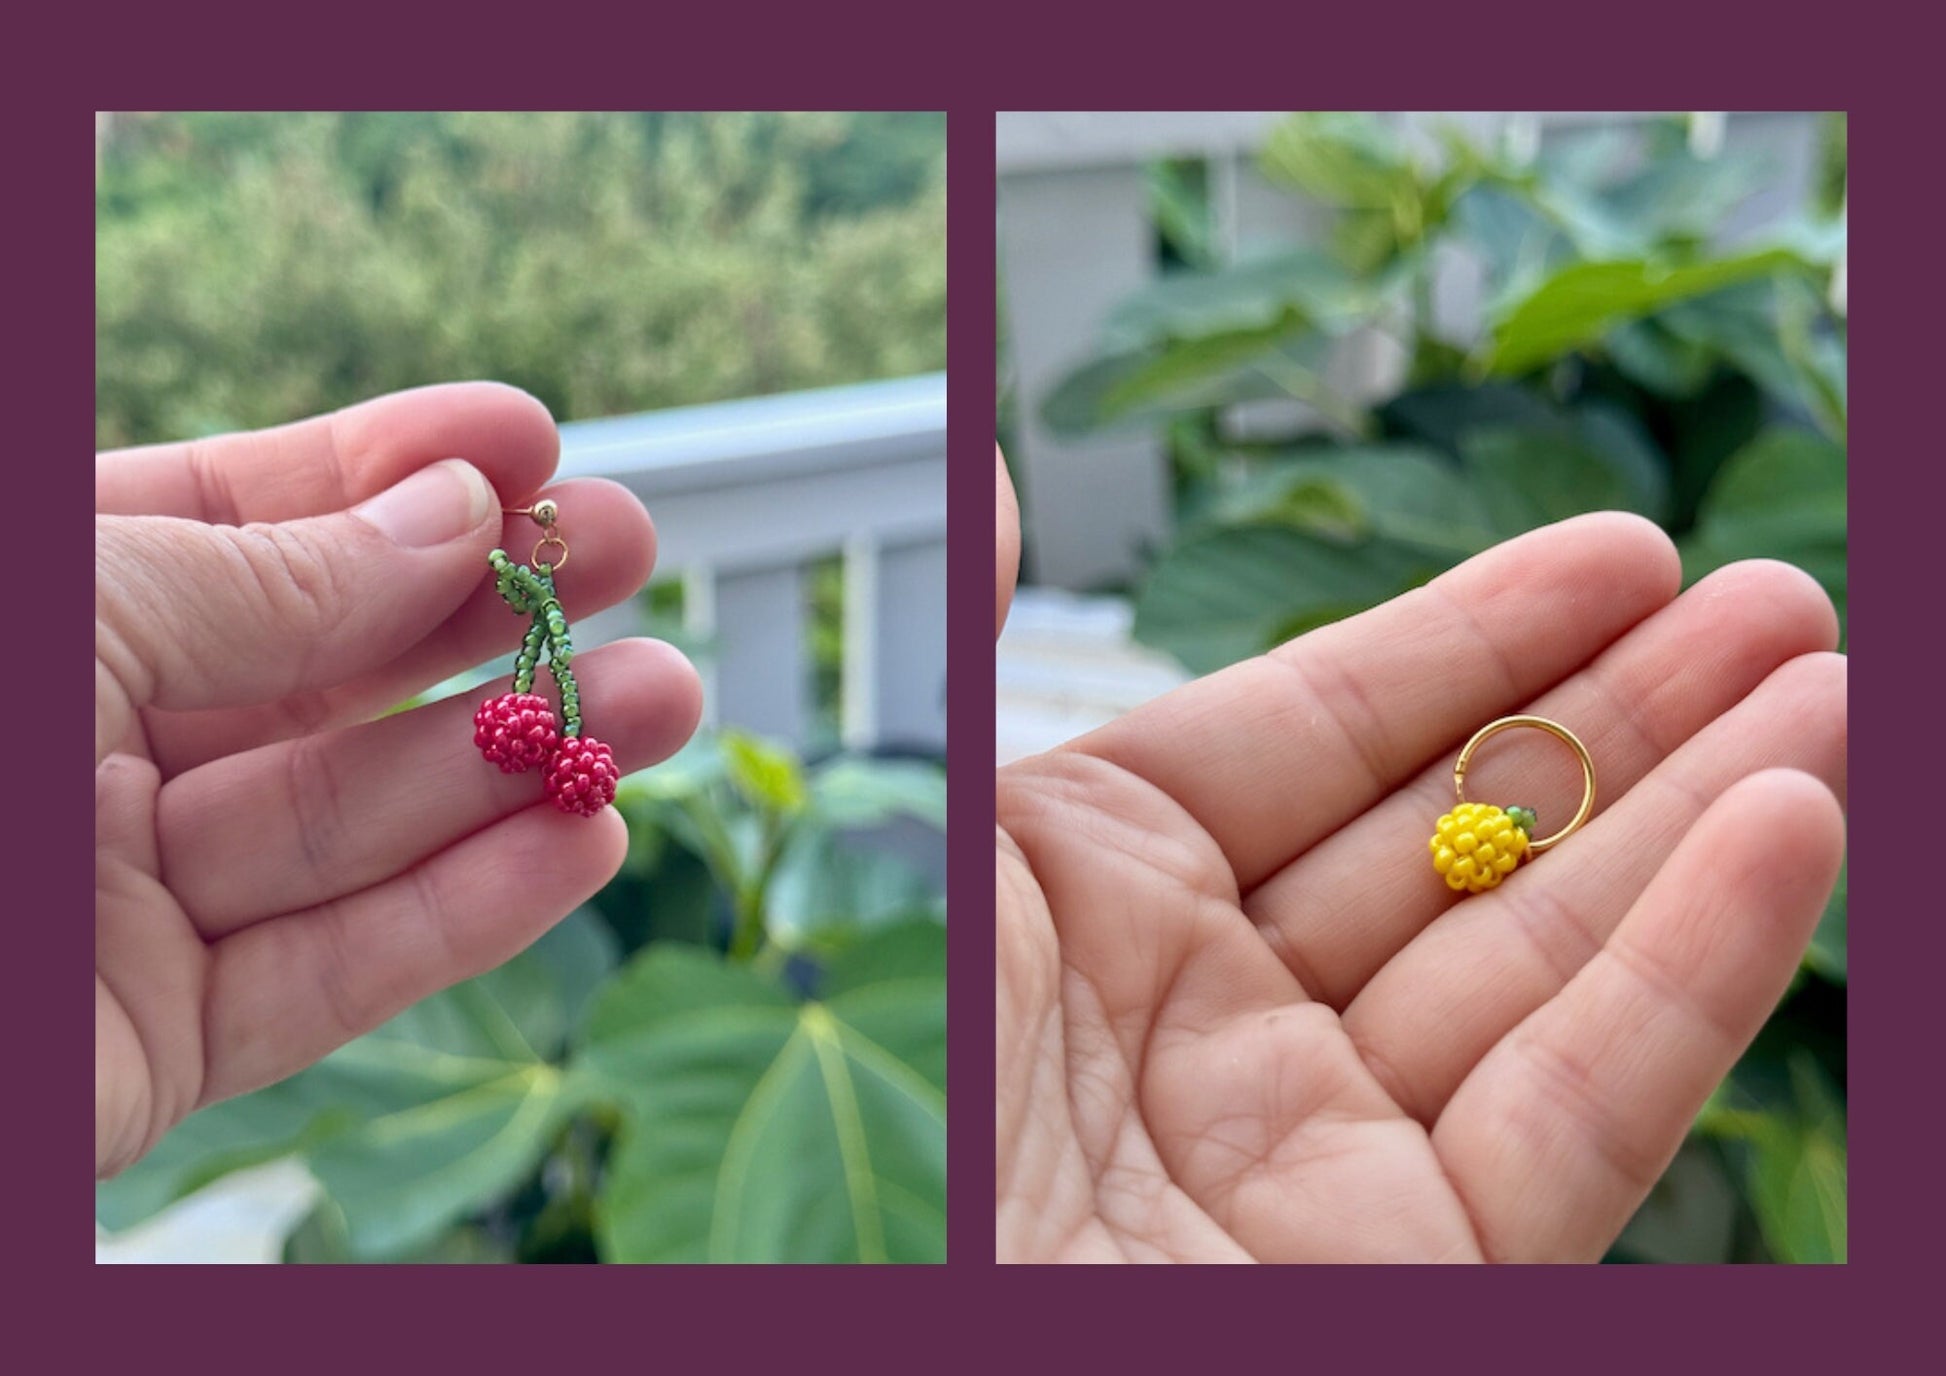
[352,459,493,548]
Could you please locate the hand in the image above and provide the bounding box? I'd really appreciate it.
[95,384,703,1177]
[995,459,1845,1261]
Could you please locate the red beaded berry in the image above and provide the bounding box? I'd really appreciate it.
[544,736,619,816]
[473,692,559,773]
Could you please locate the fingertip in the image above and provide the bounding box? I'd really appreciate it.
[643,637,706,748]
[1701,767,1846,923]
[1565,510,1684,599]
[547,477,657,590]
[1690,558,1841,654]
[580,637,706,769]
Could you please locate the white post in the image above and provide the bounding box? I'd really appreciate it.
[686,562,806,745]
[998,165,1171,590]
[843,532,948,753]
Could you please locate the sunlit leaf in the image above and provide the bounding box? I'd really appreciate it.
[721,730,809,815]
[1488,249,1812,376]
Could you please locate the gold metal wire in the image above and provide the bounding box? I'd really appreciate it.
[1453,715,1596,854]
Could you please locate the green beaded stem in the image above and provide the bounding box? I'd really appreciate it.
[512,617,548,694]
[488,549,583,736]
[535,568,584,738]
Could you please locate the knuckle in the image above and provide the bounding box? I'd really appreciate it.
[228,522,346,627]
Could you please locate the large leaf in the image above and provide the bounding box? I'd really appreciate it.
[95,909,616,1252]
[297,1044,573,1259]
[582,926,946,1263]
[95,1075,346,1232]
[1488,249,1811,377]
[1132,520,1447,673]
[766,829,944,944]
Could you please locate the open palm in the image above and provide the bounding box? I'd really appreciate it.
[996,470,1845,1261]
[95,385,703,1177]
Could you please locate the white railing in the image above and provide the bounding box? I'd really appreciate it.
[555,373,947,755]
[998,111,1828,590]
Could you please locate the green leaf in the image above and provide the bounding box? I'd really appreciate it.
[1099,250,1372,350]
[95,1081,344,1233]
[1605,317,1717,397]
[1202,445,1501,559]
[1488,249,1812,377]
[1609,1139,1739,1263]
[1381,384,1669,520]
[1132,520,1447,673]
[1459,425,1662,529]
[721,729,809,815]
[382,906,618,1060]
[1260,112,1418,209]
[1661,279,1847,437]
[1680,429,1847,604]
[282,1196,514,1264]
[807,756,947,832]
[766,830,944,944]
[1040,317,1331,438]
[1258,113,1429,271]
[97,910,615,1252]
[581,929,946,1263]
[300,1046,571,1259]
[1745,1059,1849,1263]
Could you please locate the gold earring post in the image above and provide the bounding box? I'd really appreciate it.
[502,500,567,570]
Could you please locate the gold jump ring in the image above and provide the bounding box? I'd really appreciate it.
[532,534,569,572]
[1453,715,1595,854]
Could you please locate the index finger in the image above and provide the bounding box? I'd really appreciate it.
[95,382,560,523]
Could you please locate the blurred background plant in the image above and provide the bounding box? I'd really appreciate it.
[96,111,945,447]
[1003,110,1844,1262]
[96,111,947,1264]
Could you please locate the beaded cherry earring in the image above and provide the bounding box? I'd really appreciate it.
[472,500,620,816]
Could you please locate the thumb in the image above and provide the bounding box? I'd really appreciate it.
[96,458,499,763]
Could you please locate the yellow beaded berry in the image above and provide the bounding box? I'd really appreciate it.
[1428,802,1537,894]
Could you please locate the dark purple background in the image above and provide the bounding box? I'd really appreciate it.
[33,8,1919,1364]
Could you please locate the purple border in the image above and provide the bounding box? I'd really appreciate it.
[25,33,1928,1372]
[946,104,1000,1266]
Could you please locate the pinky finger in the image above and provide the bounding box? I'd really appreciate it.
[1432,769,1845,1262]
[197,802,628,1104]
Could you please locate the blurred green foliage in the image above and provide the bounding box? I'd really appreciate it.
[1044,112,1846,1263]
[98,731,948,1263]
[96,111,946,446]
